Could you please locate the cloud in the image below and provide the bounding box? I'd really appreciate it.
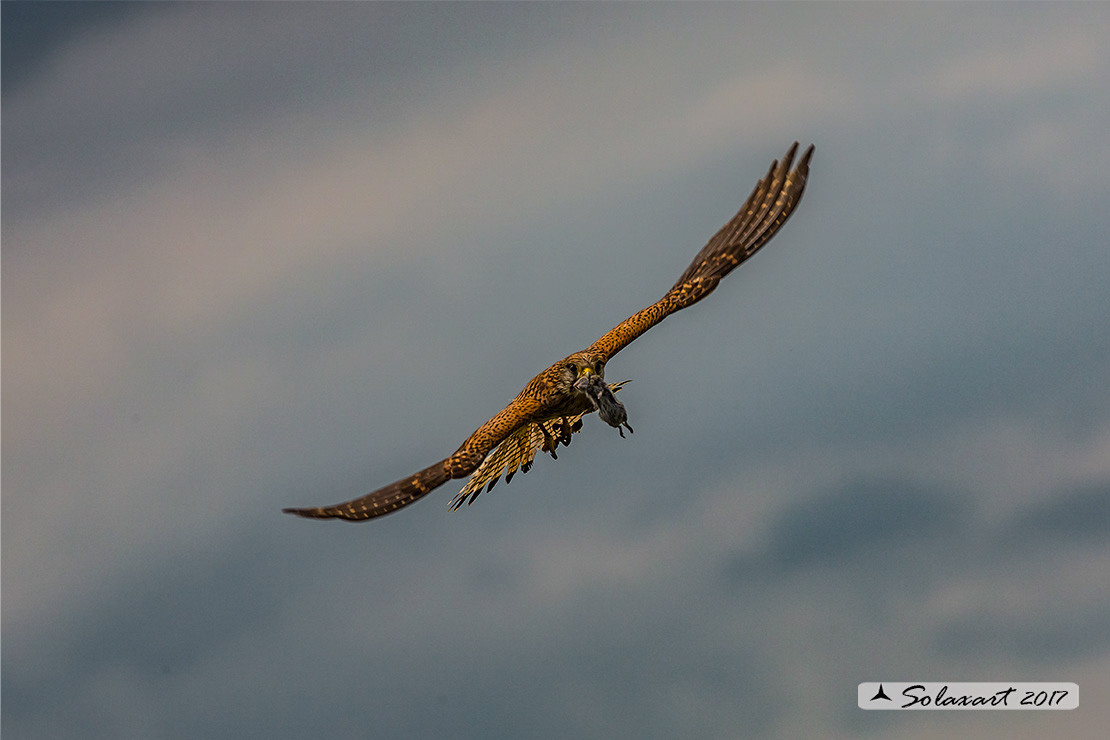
[1004,481,1110,545]
[763,478,969,571]
[5,4,1110,740]
[923,26,1103,103]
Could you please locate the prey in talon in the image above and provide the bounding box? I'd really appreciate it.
[574,372,633,437]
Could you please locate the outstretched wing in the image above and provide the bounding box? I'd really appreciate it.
[452,381,630,509]
[588,142,813,363]
[282,458,454,521]
[283,395,546,521]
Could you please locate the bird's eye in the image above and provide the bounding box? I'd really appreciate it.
[565,363,577,374]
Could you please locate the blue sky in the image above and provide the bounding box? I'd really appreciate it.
[4,3,1109,739]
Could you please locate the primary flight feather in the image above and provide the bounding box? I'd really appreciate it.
[284,142,814,522]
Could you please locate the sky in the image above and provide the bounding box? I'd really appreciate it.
[3,2,1109,739]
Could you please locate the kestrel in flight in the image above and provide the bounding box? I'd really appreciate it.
[284,142,814,522]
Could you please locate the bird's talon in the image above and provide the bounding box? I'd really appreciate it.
[558,416,574,444]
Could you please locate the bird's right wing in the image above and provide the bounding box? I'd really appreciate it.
[282,458,454,521]
[282,394,547,521]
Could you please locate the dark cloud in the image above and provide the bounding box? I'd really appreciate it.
[1,2,588,221]
[1,526,297,739]
[1,1,160,95]
[719,476,976,602]
[719,472,1110,699]
[765,478,969,571]
[1004,481,1110,546]
[934,605,1110,666]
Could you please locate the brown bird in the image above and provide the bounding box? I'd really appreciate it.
[284,142,814,522]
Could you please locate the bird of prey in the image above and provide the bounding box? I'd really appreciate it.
[283,142,814,522]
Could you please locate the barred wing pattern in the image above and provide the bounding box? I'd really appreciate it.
[283,396,546,521]
[588,142,813,363]
[452,381,630,508]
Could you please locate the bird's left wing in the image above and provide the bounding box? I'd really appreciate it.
[588,143,813,363]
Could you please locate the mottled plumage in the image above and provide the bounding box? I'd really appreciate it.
[283,143,813,522]
[452,380,631,509]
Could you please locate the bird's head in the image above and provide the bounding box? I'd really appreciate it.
[559,351,606,391]
[562,351,633,435]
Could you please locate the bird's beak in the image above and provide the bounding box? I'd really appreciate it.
[579,367,593,377]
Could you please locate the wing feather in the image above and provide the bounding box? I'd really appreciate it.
[282,459,452,521]
[588,143,813,362]
[283,394,546,521]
